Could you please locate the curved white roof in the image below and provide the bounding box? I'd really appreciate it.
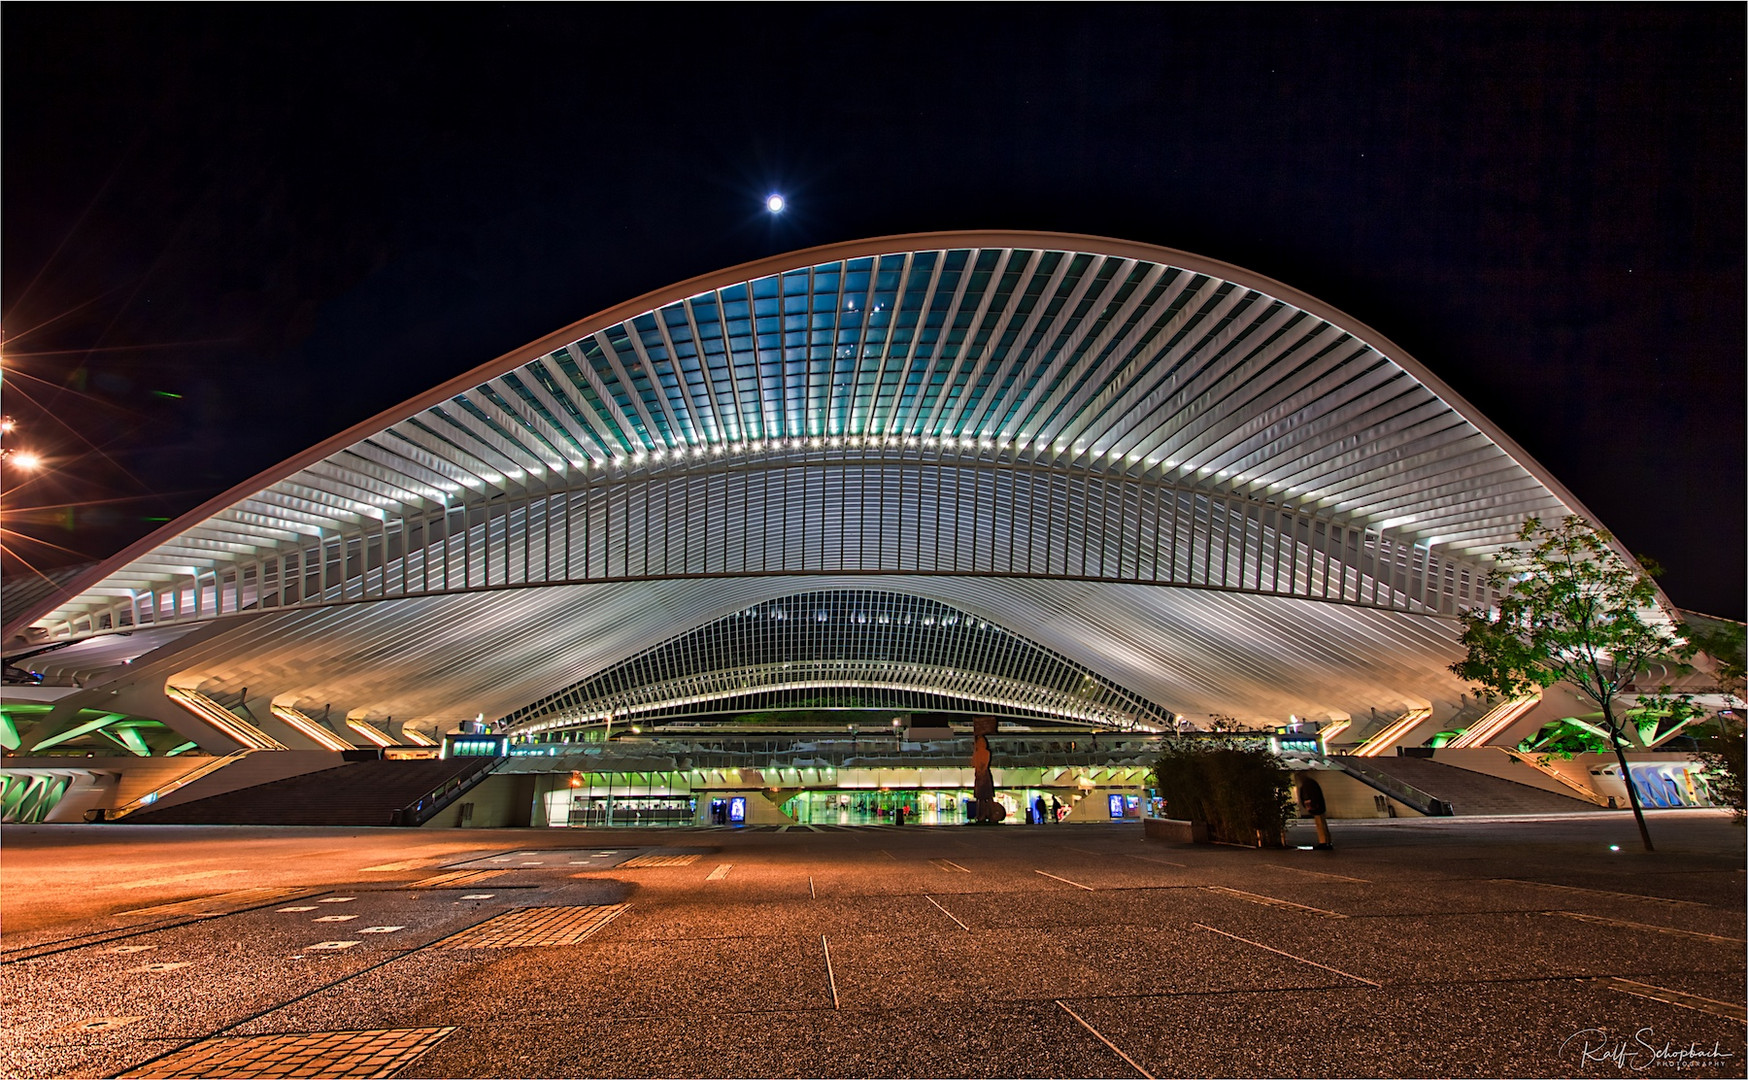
[5,232,1619,730]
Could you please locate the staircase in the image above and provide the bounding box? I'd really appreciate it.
[121,757,501,826]
[1340,754,1595,815]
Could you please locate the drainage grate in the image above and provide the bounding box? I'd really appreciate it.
[440,904,629,948]
[121,1026,456,1079]
[408,869,505,889]
[619,853,698,868]
[118,888,304,919]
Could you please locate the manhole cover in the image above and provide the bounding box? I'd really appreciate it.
[121,1026,455,1078]
[440,904,628,948]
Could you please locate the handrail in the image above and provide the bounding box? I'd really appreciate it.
[105,749,256,820]
[390,757,504,826]
[1331,755,1454,816]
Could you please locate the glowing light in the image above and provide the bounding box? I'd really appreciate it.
[766,194,786,213]
[9,450,42,470]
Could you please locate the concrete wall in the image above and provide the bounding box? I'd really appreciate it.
[1429,747,1604,802]
[1313,768,1425,819]
[421,773,536,828]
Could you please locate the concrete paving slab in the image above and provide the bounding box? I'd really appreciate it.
[1066,977,1747,1078]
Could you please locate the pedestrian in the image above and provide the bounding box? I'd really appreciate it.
[1049,795,1062,823]
[896,804,906,826]
[1298,773,1332,849]
[1033,795,1046,825]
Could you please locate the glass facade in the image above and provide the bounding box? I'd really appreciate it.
[505,590,1175,734]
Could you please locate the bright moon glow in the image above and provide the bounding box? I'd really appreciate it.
[766,194,786,213]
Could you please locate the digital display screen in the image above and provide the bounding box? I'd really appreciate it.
[728,797,747,823]
[1109,794,1126,819]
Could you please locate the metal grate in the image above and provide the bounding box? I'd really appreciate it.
[121,1027,456,1079]
[440,905,629,948]
[618,853,699,868]
[407,869,505,889]
[118,888,305,919]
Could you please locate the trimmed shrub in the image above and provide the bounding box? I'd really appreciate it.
[1151,741,1293,847]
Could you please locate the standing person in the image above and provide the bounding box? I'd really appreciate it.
[1049,795,1062,823]
[1033,795,1047,825]
[1298,773,1332,850]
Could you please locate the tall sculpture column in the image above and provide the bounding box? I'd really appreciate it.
[971,715,1002,823]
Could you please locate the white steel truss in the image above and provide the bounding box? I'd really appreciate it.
[2,232,1627,731]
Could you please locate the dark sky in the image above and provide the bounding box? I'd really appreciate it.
[4,6,1743,618]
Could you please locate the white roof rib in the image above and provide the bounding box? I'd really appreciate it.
[5,232,1633,727]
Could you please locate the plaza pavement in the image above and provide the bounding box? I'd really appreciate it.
[2,811,1743,1078]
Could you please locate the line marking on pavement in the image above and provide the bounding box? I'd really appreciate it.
[706,863,733,881]
[1121,854,1186,868]
[821,935,840,1009]
[1193,922,1380,986]
[1035,870,1095,891]
[878,849,897,860]
[1270,864,1370,883]
[1598,978,1748,1022]
[1204,885,1347,919]
[357,926,405,934]
[317,897,355,904]
[277,906,317,913]
[306,941,360,951]
[1055,1000,1155,1079]
[127,961,192,973]
[1494,878,1706,907]
[313,915,357,923]
[931,858,971,872]
[809,876,816,900]
[1550,910,1746,945]
[360,861,427,872]
[926,895,971,931]
[107,945,156,954]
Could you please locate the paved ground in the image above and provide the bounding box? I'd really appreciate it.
[2,811,1743,1078]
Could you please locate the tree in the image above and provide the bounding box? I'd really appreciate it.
[1449,516,1689,852]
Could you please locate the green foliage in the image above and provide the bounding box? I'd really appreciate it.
[1450,516,1694,851]
[1515,718,1611,758]
[1151,740,1293,847]
[1693,715,1746,824]
[1450,516,1690,743]
[1683,617,1747,705]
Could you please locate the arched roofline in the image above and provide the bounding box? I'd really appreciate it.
[3,231,1649,642]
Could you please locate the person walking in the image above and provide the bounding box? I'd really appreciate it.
[1298,773,1332,849]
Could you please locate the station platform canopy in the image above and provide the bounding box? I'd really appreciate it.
[2,232,1638,752]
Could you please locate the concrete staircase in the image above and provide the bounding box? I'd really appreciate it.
[1341,755,1596,815]
[122,757,498,826]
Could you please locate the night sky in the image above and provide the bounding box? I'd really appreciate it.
[4,7,1743,619]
